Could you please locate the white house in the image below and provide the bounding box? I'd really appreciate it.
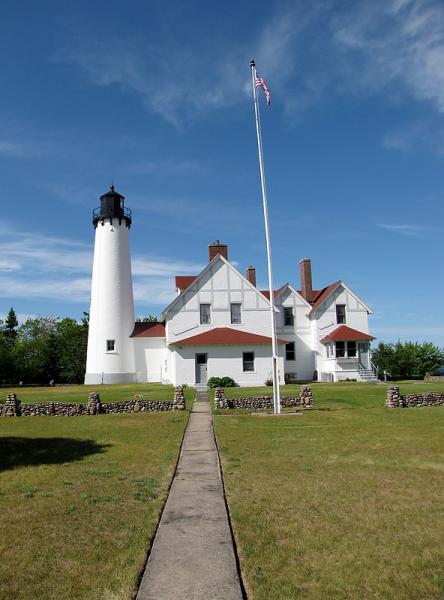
[85,187,376,386]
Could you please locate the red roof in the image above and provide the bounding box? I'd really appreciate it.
[260,284,287,300]
[321,325,375,343]
[308,281,341,316]
[170,327,287,346]
[175,275,197,291]
[130,322,166,338]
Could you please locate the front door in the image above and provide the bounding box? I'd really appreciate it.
[195,353,208,385]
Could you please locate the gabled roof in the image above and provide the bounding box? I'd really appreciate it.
[308,281,341,316]
[260,284,288,300]
[175,275,197,291]
[261,283,312,309]
[170,327,287,346]
[130,322,166,338]
[161,254,273,319]
[321,325,375,343]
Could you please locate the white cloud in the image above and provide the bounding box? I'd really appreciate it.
[0,312,36,325]
[377,223,434,236]
[56,34,248,127]
[0,221,201,309]
[0,140,33,158]
[332,0,444,112]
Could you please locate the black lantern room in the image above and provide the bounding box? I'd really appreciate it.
[93,185,132,228]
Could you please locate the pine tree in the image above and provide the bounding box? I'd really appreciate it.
[4,307,18,349]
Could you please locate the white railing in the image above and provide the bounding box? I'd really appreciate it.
[371,361,379,379]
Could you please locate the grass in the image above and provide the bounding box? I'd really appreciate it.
[0,382,195,408]
[0,400,191,599]
[214,382,444,599]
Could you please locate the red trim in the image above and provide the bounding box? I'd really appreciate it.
[130,322,166,338]
[321,325,375,343]
[170,327,287,346]
[307,281,341,316]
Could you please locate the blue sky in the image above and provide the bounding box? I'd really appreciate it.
[0,0,443,344]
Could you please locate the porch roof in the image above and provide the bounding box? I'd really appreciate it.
[170,327,287,346]
[321,325,375,343]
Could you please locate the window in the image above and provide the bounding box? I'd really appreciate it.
[243,352,255,372]
[106,339,115,352]
[286,342,295,361]
[284,307,294,326]
[200,304,211,325]
[336,304,346,324]
[347,341,357,357]
[230,303,242,324]
[335,341,357,358]
[336,341,345,357]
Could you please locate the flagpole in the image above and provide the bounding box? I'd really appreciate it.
[250,59,281,415]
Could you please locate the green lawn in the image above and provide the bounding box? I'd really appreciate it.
[214,383,444,599]
[0,382,194,407]
[0,408,190,599]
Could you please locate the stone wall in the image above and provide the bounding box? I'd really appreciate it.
[424,375,444,382]
[385,385,444,408]
[214,385,314,410]
[0,387,186,417]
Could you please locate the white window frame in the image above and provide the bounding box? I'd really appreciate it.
[336,304,346,324]
[285,342,295,361]
[284,306,294,327]
[242,351,255,372]
[230,303,242,324]
[200,303,211,325]
[334,341,357,358]
[106,339,115,352]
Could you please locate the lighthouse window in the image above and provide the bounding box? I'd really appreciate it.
[106,339,115,352]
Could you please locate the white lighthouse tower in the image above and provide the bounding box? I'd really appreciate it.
[84,186,136,384]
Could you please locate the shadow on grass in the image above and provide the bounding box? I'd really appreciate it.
[0,437,111,471]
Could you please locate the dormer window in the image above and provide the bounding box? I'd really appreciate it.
[336,304,346,324]
[284,307,294,326]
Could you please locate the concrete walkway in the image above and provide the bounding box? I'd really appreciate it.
[136,388,244,600]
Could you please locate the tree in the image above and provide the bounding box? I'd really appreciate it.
[0,322,10,383]
[372,341,444,379]
[55,318,88,383]
[4,308,18,348]
[1,312,88,384]
[13,317,59,383]
[136,315,158,322]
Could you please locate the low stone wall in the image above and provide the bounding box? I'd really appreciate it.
[424,375,444,382]
[214,385,314,410]
[385,385,444,408]
[0,386,186,417]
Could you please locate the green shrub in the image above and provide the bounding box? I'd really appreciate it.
[207,377,222,388]
[219,376,236,387]
[207,376,236,388]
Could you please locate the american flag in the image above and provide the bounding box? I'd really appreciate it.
[255,73,271,107]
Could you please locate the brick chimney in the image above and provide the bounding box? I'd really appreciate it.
[299,258,313,303]
[208,240,228,262]
[246,266,256,287]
